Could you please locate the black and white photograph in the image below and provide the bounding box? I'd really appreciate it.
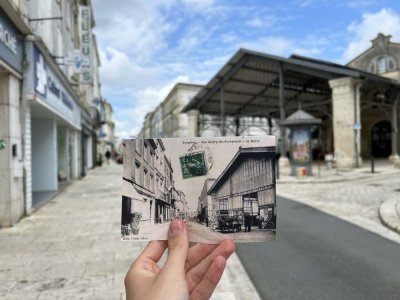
[121,136,276,243]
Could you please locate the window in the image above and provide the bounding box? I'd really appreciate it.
[150,173,154,192]
[377,57,386,73]
[368,55,397,74]
[219,199,228,211]
[144,169,148,189]
[135,161,141,184]
[135,140,140,154]
[144,143,149,161]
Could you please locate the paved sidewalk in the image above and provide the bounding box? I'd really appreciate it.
[0,163,260,300]
[277,159,400,244]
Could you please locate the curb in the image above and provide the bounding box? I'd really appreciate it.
[379,198,400,234]
[277,169,400,184]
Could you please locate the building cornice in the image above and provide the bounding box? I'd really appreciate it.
[0,0,31,35]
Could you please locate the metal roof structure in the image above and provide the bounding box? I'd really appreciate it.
[182,48,399,120]
[280,109,322,127]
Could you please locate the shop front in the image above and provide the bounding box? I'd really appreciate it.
[0,7,25,227]
[80,111,94,177]
[24,42,81,210]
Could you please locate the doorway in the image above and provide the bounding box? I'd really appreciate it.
[371,121,391,157]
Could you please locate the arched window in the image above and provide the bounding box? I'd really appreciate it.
[368,55,397,74]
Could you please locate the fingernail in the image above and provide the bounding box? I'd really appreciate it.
[169,220,184,236]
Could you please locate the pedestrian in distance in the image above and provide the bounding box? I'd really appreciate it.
[244,213,252,232]
[105,150,111,164]
[125,220,236,300]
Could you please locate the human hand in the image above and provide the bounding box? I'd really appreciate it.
[125,220,236,300]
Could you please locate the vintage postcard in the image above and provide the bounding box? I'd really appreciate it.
[121,136,276,243]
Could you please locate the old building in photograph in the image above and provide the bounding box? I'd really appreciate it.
[208,147,276,227]
[198,178,216,225]
[122,139,185,228]
[122,139,157,224]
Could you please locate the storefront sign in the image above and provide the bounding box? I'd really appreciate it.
[33,45,80,128]
[0,9,23,73]
[79,6,92,83]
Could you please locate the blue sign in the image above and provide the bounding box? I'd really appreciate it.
[0,9,23,73]
[33,45,81,128]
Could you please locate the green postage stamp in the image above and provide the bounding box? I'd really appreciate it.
[179,151,207,179]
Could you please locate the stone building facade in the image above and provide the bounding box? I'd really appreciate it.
[346,33,400,163]
[139,83,276,138]
[0,0,112,227]
[198,178,215,224]
[121,139,186,226]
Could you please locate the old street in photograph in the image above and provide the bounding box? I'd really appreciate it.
[120,136,276,243]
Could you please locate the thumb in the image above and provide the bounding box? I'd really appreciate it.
[164,220,189,271]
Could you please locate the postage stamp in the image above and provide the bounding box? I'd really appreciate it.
[180,151,207,179]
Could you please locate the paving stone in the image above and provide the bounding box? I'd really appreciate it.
[0,163,262,299]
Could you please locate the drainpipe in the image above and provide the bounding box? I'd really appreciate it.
[21,35,38,216]
[353,81,362,168]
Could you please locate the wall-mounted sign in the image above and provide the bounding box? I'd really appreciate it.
[79,6,92,83]
[33,45,80,127]
[0,139,6,150]
[64,49,90,74]
[0,9,23,73]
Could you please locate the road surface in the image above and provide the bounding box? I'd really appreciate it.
[236,196,400,300]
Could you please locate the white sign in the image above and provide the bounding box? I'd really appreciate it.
[79,6,92,83]
[64,49,89,73]
[0,22,17,55]
[33,46,81,127]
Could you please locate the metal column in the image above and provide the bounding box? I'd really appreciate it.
[278,63,286,156]
[220,85,226,136]
[392,98,398,157]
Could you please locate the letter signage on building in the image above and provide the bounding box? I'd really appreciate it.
[33,45,80,128]
[0,9,23,73]
[79,6,92,83]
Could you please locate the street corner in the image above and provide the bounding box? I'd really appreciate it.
[379,198,400,234]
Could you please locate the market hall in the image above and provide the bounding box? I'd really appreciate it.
[182,33,400,169]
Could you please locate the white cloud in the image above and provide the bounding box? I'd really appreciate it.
[342,8,400,62]
[344,1,377,9]
[93,0,177,62]
[246,15,277,28]
[240,36,293,56]
[181,0,215,11]
[99,47,163,89]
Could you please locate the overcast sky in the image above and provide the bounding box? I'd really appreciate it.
[91,0,400,139]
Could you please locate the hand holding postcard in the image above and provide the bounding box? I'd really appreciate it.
[121,136,276,243]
